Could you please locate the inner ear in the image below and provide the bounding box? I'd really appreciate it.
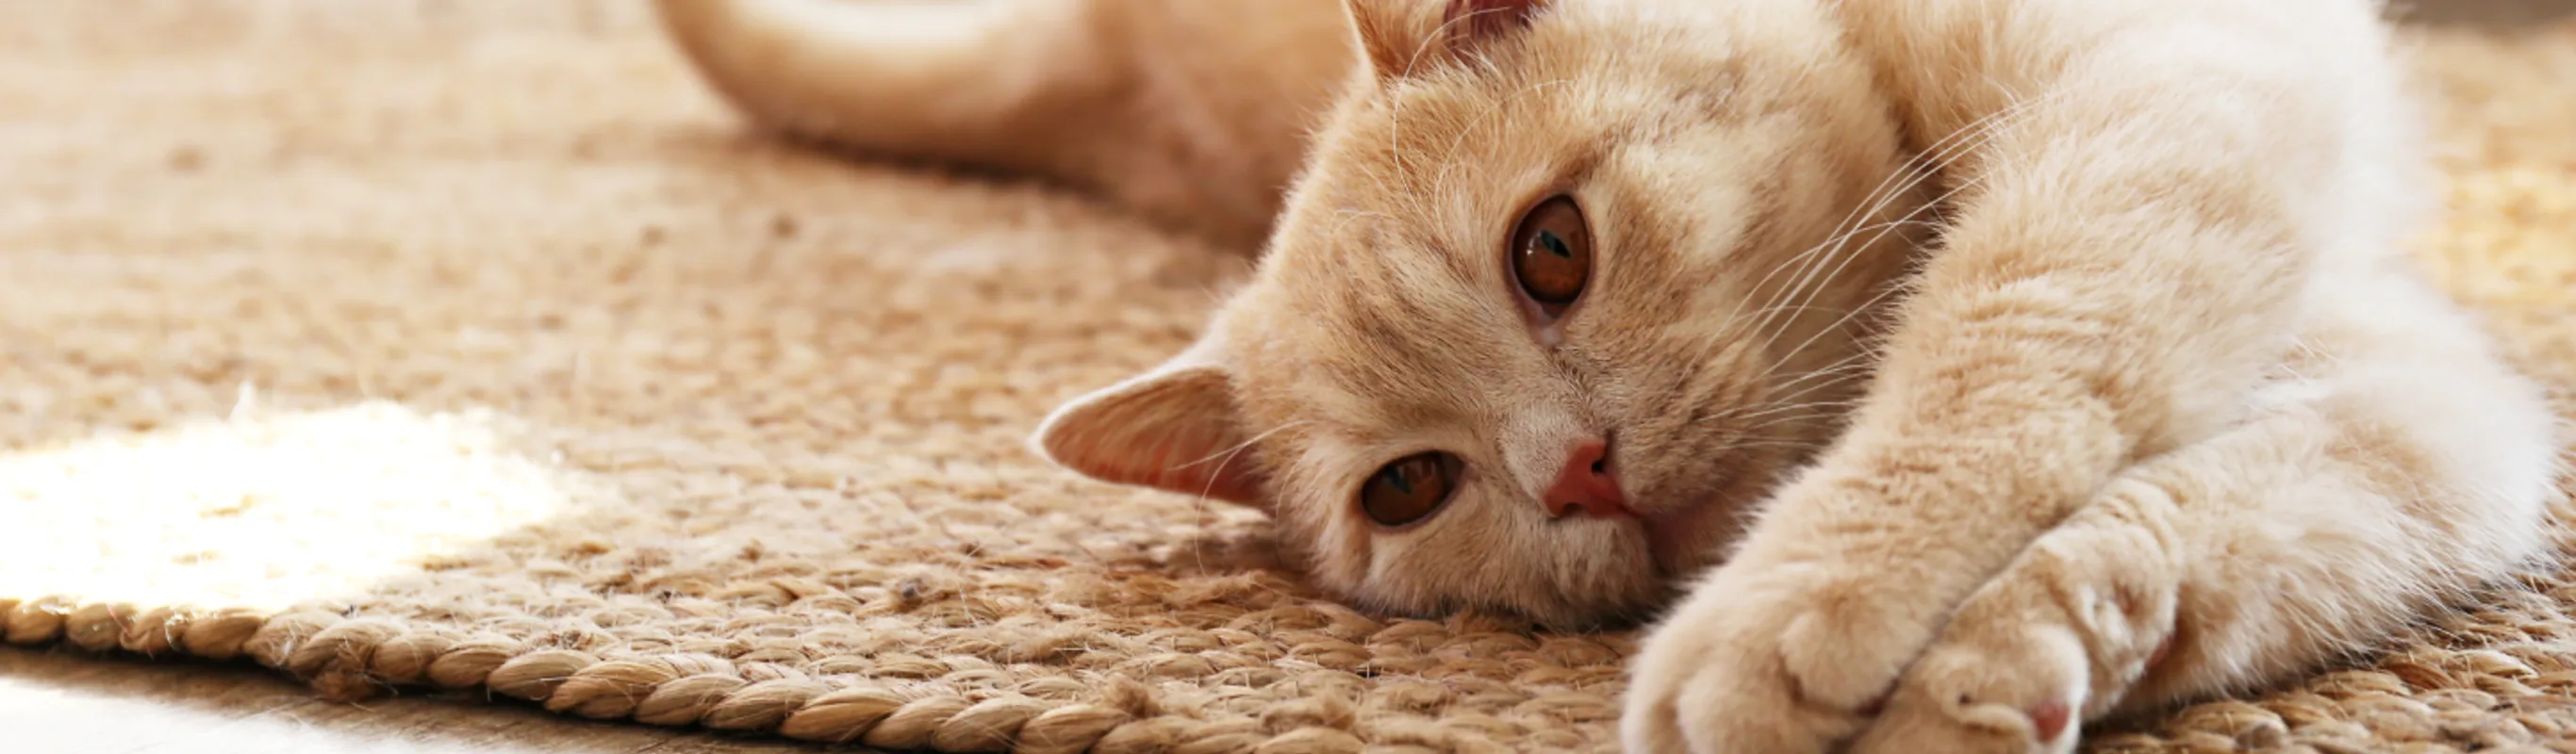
[1032,358,1266,508]
[1346,0,1546,80]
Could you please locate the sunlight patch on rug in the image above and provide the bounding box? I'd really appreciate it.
[0,399,570,614]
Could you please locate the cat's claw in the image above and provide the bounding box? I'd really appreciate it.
[1620,566,1936,753]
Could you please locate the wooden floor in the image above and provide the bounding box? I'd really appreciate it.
[6,2,2569,753]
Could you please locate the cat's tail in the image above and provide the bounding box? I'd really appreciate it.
[652,0,1123,177]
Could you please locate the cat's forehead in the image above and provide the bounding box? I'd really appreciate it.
[1310,23,1750,189]
[1242,237,1523,435]
[1323,75,1607,207]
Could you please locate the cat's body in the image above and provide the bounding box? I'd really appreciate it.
[655,0,1352,250]
[657,1,2564,751]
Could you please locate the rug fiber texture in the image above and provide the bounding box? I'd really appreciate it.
[5,2,2576,752]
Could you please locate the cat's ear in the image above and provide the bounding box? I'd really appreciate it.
[1032,336,1266,508]
[1346,0,1547,81]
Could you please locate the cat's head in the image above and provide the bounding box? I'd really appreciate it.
[1035,0,1926,628]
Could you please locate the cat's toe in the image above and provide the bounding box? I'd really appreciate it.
[2026,699,2072,743]
[1845,624,2090,754]
[1622,569,1928,753]
[1622,648,1846,753]
[1623,599,1822,753]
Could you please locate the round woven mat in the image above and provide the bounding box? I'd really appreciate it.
[4,2,2574,752]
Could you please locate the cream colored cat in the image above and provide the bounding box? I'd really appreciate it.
[656,0,2564,750]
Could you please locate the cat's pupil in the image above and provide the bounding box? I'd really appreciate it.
[1507,195,1593,315]
[1360,451,1457,527]
[1384,466,1414,494]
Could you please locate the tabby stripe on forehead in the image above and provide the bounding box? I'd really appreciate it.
[1317,286,1478,431]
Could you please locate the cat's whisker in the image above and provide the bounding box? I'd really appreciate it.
[1732,408,1864,437]
[1730,162,1937,339]
[1690,97,2023,392]
[1729,214,1935,343]
[1728,420,1852,442]
[1700,398,1853,437]
[1171,419,1311,505]
[1386,8,1511,196]
[1756,363,1877,408]
[1761,159,1937,324]
[1746,95,2025,306]
[1770,340,1879,381]
[1176,420,1311,474]
[1324,207,1402,251]
[1743,97,2044,339]
[1748,273,1912,386]
[1717,438,1833,456]
[1748,169,1997,367]
[1708,355,1874,424]
[1434,77,1577,196]
[1715,355,1883,430]
[1727,391,1869,425]
[1739,89,2067,343]
[1724,436,1830,450]
[1730,411,1855,434]
[1730,270,1924,326]
[1759,379,1871,415]
[1730,91,2039,336]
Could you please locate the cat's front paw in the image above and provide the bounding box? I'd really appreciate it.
[1619,564,1943,753]
[1846,503,2184,754]
[1842,618,2091,754]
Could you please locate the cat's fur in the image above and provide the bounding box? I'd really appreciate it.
[656,0,2565,750]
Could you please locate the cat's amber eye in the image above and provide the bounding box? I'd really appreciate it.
[1360,451,1461,527]
[1509,195,1593,314]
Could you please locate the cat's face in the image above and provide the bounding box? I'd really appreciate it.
[1036,0,1926,628]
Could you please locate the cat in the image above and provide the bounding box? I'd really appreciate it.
[655,0,2565,750]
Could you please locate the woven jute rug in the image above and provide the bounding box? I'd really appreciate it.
[5,2,2575,752]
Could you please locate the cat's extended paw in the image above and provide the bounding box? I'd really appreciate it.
[1843,618,2091,754]
[1620,566,1943,753]
[1845,521,2181,754]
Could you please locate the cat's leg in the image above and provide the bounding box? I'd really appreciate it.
[1844,286,2561,751]
[1621,1,2464,750]
[655,0,1123,176]
[652,0,1353,247]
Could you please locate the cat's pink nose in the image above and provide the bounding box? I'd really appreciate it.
[1544,439,1630,519]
